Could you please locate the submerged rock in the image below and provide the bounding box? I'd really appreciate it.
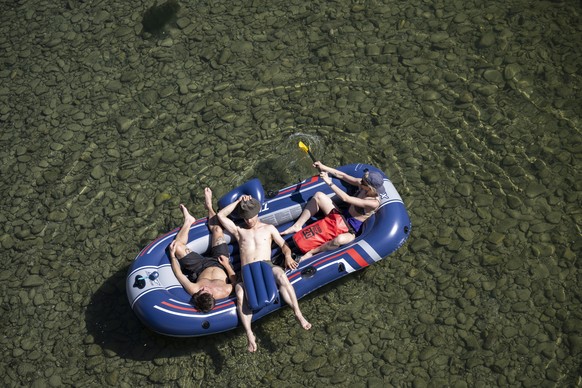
[141,0,180,36]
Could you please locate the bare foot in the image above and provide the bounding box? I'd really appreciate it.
[300,251,313,261]
[204,187,220,227]
[281,224,302,235]
[179,204,196,225]
[296,314,312,330]
[204,187,213,210]
[246,331,257,353]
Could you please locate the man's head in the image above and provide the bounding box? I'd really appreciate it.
[238,197,261,226]
[191,288,215,313]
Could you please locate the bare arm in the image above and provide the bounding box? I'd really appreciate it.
[271,225,298,270]
[321,172,378,210]
[216,197,244,239]
[169,241,200,296]
[314,161,361,186]
[218,255,237,285]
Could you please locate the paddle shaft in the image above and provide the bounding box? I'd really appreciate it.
[299,141,320,170]
[306,148,316,163]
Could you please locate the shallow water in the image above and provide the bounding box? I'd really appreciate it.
[1,0,580,386]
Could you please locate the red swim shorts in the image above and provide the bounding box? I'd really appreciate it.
[292,209,349,254]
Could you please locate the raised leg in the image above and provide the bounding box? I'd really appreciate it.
[173,204,196,258]
[204,187,225,247]
[281,192,335,235]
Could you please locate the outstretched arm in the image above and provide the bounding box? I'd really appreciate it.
[169,241,200,296]
[271,225,298,270]
[314,161,361,186]
[321,171,378,210]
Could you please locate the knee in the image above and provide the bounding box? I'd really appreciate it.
[313,191,327,202]
[235,284,244,299]
[209,224,222,235]
[173,243,188,259]
[273,269,288,284]
[332,233,355,247]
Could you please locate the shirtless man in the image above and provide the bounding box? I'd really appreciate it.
[217,195,311,352]
[169,188,236,313]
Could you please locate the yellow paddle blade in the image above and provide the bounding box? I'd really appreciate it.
[298,141,309,153]
[298,140,317,163]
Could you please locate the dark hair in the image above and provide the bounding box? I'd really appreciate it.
[191,292,215,313]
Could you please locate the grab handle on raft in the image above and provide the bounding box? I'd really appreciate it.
[133,275,146,289]
[300,266,317,278]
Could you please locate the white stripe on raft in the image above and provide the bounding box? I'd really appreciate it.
[153,304,234,318]
[289,258,356,286]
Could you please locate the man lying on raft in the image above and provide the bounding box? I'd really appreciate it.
[217,195,311,353]
[282,161,385,259]
[169,188,237,313]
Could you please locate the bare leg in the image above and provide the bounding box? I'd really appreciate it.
[204,187,225,247]
[281,192,335,235]
[300,232,355,260]
[272,267,311,330]
[205,187,216,218]
[235,283,257,352]
[174,204,196,258]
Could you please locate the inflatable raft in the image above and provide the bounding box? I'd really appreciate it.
[126,164,411,336]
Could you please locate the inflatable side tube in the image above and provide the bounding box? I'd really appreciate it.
[218,178,266,211]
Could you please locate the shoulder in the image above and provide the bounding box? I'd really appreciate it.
[365,196,381,207]
[263,223,281,236]
[185,282,201,296]
[266,223,280,233]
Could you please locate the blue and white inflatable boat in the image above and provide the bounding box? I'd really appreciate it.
[126,164,411,336]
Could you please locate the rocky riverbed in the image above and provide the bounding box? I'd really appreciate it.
[0,0,580,386]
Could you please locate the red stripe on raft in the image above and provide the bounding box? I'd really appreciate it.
[345,247,369,268]
[278,176,319,195]
[213,300,236,310]
[139,230,175,257]
[161,301,198,312]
